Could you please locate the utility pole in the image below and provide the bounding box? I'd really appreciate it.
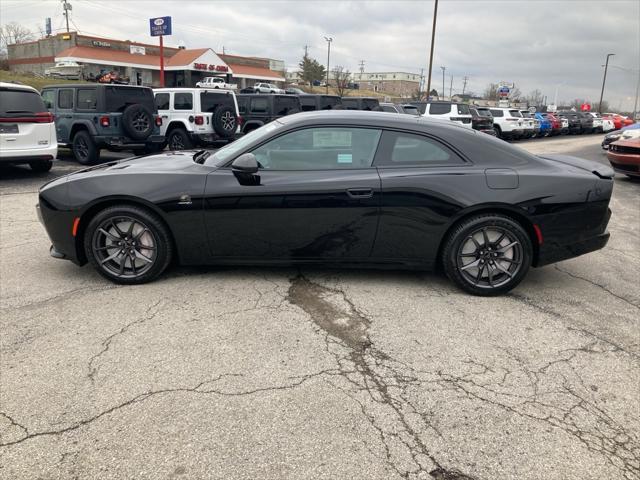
[61,0,72,33]
[440,66,446,100]
[633,70,640,122]
[598,53,615,113]
[359,60,365,74]
[324,36,332,94]
[419,68,424,96]
[304,45,309,57]
[462,75,468,95]
[425,0,439,100]
[449,74,453,100]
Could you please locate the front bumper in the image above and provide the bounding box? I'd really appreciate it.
[37,199,85,266]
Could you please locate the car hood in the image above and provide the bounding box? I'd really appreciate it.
[70,150,203,178]
[537,154,614,179]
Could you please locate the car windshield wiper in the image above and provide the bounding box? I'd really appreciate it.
[192,150,211,164]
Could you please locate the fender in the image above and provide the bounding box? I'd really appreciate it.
[70,119,98,138]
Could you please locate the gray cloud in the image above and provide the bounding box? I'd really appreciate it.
[2,0,638,109]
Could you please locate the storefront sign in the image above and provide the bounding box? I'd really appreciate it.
[193,63,229,72]
[92,40,111,48]
[150,16,172,37]
[130,45,146,55]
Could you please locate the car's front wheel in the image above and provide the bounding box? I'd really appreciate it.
[441,214,532,296]
[84,205,173,284]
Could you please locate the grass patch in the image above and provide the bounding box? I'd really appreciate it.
[0,70,90,91]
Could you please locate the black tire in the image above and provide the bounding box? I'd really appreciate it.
[84,204,173,285]
[441,214,532,296]
[167,128,193,150]
[29,159,53,172]
[212,106,237,138]
[122,104,154,141]
[72,130,100,165]
[494,126,502,139]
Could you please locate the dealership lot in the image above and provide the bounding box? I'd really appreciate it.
[0,135,638,479]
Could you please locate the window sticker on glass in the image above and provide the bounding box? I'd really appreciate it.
[337,153,353,164]
[313,130,352,148]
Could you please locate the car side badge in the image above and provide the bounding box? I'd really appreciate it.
[178,194,192,205]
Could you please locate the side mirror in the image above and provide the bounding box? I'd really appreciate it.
[231,153,260,185]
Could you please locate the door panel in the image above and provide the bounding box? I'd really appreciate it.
[203,168,381,260]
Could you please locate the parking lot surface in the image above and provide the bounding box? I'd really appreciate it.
[1,135,639,480]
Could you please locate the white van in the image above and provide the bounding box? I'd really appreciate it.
[0,82,57,172]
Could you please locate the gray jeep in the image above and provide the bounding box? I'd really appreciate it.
[41,84,164,164]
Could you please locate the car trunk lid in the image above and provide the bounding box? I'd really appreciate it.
[537,154,614,179]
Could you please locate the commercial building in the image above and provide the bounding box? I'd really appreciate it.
[352,71,421,97]
[7,31,285,88]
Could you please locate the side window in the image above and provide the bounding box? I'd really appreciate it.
[155,93,170,111]
[58,89,73,109]
[251,127,382,170]
[42,90,55,110]
[77,89,97,110]
[174,92,193,110]
[250,97,268,113]
[490,109,503,117]
[375,131,464,167]
[342,99,358,110]
[274,97,297,115]
[380,105,397,113]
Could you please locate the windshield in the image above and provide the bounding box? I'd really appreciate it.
[209,121,283,165]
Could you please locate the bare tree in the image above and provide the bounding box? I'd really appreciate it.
[526,89,544,106]
[483,83,500,100]
[332,65,351,97]
[0,22,35,54]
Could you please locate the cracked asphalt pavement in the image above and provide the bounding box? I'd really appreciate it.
[1,136,639,479]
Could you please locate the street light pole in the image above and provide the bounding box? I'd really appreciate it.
[324,36,332,94]
[440,66,446,100]
[598,53,615,113]
[424,0,439,100]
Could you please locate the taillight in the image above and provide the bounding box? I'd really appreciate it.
[195,115,204,125]
[0,112,54,123]
[155,116,162,126]
[237,115,244,126]
[99,115,110,127]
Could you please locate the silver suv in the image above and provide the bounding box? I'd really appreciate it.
[253,82,285,94]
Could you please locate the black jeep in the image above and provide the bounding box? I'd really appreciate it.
[41,84,164,164]
[236,94,301,134]
[298,94,343,111]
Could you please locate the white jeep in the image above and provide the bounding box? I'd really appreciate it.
[154,88,240,149]
[195,76,237,90]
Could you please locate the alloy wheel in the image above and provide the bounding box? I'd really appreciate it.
[169,132,185,150]
[91,216,157,279]
[132,112,150,132]
[221,111,236,131]
[76,137,89,160]
[456,226,523,289]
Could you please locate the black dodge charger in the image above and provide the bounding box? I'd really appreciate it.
[37,111,613,295]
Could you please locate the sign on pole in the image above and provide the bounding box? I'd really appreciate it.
[149,16,172,37]
[149,16,171,87]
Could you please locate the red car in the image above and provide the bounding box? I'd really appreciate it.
[607,137,640,178]
[545,113,563,136]
[602,113,634,129]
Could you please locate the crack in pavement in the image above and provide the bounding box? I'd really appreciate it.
[287,273,477,480]
[0,284,123,312]
[86,299,164,383]
[553,265,640,310]
[0,370,337,449]
[287,273,640,480]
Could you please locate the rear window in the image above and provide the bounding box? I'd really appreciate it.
[77,89,97,110]
[401,105,419,114]
[105,86,155,112]
[476,108,492,117]
[0,88,46,115]
[489,109,504,117]
[200,91,234,112]
[274,96,299,115]
[456,104,470,115]
[237,96,248,114]
[428,103,452,115]
[509,110,522,117]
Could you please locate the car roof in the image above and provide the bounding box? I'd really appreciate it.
[41,83,150,90]
[0,81,38,93]
[277,110,471,132]
[154,87,233,93]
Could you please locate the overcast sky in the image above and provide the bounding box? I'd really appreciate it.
[2,0,639,109]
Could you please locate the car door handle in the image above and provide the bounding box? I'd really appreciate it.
[347,188,373,199]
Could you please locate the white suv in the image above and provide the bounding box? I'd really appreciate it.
[421,102,473,128]
[195,76,237,90]
[489,107,524,140]
[587,112,604,133]
[0,82,57,172]
[253,82,285,94]
[154,88,240,149]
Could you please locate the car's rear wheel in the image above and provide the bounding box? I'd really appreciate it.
[29,159,53,172]
[84,205,173,285]
[442,214,532,296]
[167,128,192,150]
[72,130,100,165]
[493,126,502,138]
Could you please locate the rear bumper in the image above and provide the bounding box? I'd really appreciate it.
[95,135,165,148]
[536,232,609,267]
[190,132,227,145]
[0,144,57,164]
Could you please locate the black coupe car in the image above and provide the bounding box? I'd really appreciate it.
[38,111,614,295]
